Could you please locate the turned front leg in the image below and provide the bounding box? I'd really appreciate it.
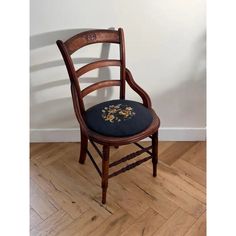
[102,145,110,204]
[79,132,88,164]
[152,131,158,177]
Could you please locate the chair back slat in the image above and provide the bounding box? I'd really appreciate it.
[81,80,121,98]
[76,60,121,78]
[65,30,120,55]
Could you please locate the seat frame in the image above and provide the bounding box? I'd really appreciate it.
[57,28,160,204]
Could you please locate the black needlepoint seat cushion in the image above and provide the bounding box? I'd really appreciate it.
[85,99,153,137]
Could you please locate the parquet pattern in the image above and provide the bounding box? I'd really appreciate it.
[30,141,206,236]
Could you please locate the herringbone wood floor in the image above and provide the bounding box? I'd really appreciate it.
[30,141,206,236]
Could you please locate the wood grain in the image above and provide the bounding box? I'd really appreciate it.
[30,179,58,220]
[87,209,134,236]
[172,158,206,187]
[57,209,105,236]
[154,208,196,236]
[185,212,206,236]
[181,141,206,171]
[30,141,206,236]
[121,208,165,236]
[31,210,73,236]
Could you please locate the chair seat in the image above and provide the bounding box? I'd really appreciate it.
[85,99,153,137]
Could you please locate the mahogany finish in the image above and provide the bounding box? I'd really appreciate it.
[56,28,160,204]
[76,59,121,78]
[81,80,121,98]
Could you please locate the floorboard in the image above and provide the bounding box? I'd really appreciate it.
[30,141,206,236]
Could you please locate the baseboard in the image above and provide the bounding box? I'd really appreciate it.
[30,127,206,143]
[158,127,206,141]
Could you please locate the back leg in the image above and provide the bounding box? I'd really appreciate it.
[79,133,88,164]
[152,131,158,177]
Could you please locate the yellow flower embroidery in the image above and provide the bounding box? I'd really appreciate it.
[102,104,135,123]
[104,114,115,122]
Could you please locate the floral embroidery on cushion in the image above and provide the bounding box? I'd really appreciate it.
[102,104,135,123]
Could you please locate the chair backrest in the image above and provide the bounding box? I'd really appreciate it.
[56,28,126,116]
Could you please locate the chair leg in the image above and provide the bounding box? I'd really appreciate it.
[79,133,88,164]
[102,145,110,204]
[152,131,158,177]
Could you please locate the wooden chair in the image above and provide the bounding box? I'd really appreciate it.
[56,28,160,204]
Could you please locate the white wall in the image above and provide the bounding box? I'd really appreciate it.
[30,0,206,142]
